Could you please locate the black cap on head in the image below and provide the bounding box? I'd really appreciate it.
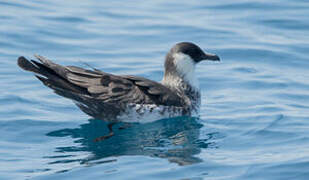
[171,42,220,63]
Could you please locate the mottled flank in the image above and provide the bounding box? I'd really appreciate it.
[116,104,188,123]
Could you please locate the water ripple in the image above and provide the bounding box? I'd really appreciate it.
[1,0,309,179]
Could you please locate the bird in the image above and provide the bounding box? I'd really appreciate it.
[17,42,220,141]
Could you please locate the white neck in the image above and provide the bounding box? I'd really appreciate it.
[162,53,200,90]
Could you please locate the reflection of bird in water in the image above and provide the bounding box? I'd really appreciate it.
[46,117,216,166]
[17,42,220,141]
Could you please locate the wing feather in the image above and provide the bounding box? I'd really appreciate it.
[19,55,184,113]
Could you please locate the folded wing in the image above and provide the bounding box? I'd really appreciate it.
[17,55,183,119]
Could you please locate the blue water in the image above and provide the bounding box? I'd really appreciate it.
[1,0,309,179]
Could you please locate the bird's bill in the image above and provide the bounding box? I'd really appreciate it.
[202,52,220,61]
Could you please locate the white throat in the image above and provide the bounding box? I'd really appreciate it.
[163,53,200,90]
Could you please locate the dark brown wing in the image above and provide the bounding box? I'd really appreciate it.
[120,75,183,106]
[64,66,183,106]
[17,55,184,118]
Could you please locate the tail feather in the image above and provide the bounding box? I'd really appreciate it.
[34,54,68,78]
[17,55,119,119]
[18,56,41,74]
[17,56,88,95]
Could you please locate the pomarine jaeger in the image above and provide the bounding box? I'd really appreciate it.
[17,42,220,141]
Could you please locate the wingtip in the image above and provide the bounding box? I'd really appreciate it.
[35,75,51,87]
[33,54,53,65]
[35,75,46,82]
[17,56,28,69]
[17,56,40,73]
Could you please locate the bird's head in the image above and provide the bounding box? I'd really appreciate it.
[163,42,220,89]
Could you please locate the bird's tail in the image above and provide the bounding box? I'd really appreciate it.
[17,55,88,95]
[17,55,117,119]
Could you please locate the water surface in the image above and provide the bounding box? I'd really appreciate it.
[1,0,309,179]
